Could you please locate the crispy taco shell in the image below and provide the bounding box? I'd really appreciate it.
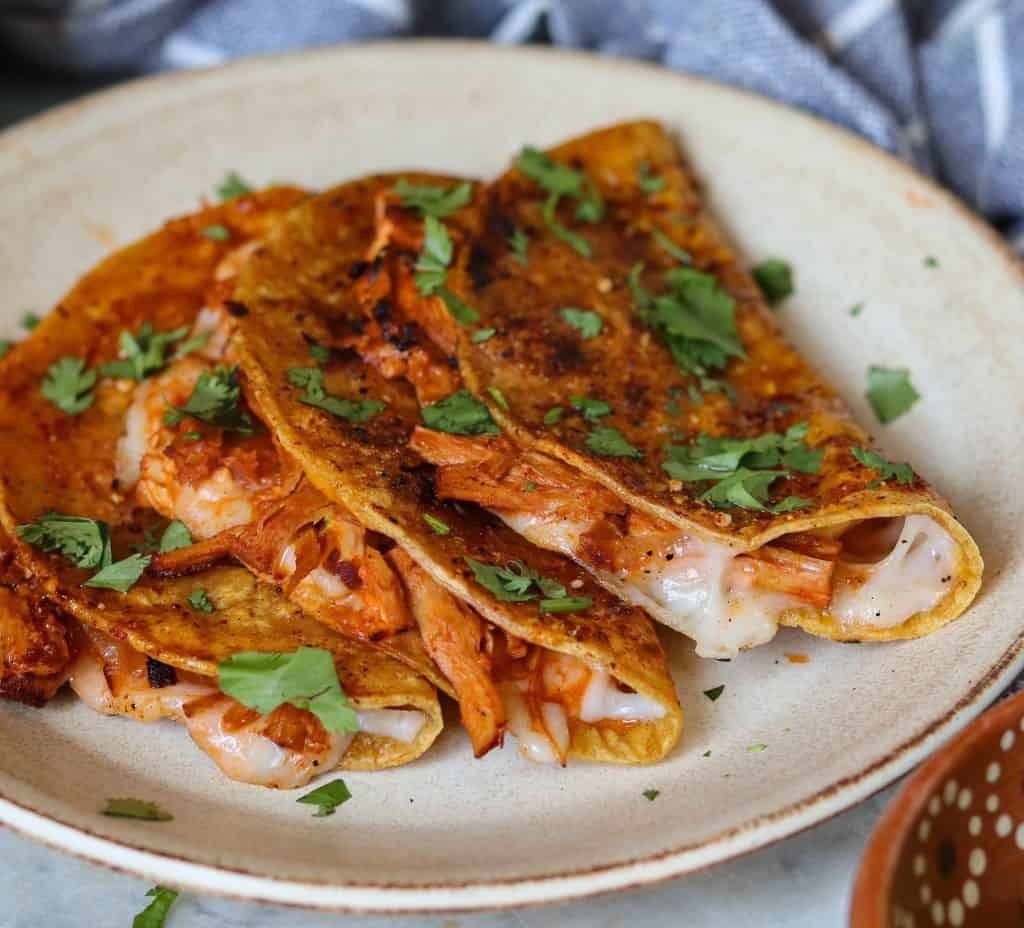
[437,121,981,652]
[232,175,682,765]
[0,191,441,769]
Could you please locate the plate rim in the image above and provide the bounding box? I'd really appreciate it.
[1,39,1022,913]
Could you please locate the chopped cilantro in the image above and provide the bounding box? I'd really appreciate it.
[158,520,192,553]
[216,171,252,200]
[102,798,172,821]
[132,886,178,928]
[17,512,111,569]
[218,647,358,734]
[848,302,864,318]
[308,340,331,364]
[394,179,472,218]
[41,356,96,415]
[585,426,642,459]
[471,327,496,344]
[0,340,10,360]
[517,147,594,257]
[414,215,453,296]
[752,259,794,307]
[100,322,190,381]
[509,226,529,265]
[297,778,352,818]
[852,446,914,488]
[924,256,939,268]
[539,596,592,613]
[421,389,499,436]
[542,193,591,257]
[569,395,611,423]
[487,385,509,411]
[629,263,744,378]
[422,513,451,535]
[201,224,231,241]
[188,588,214,612]
[21,312,40,331]
[642,788,660,801]
[866,366,919,424]
[164,365,256,434]
[703,685,725,702]
[286,367,385,423]
[559,307,603,339]
[438,288,479,326]
[82,553,150,592]
[747,743,768,753]
[543,406,564,427]
[651,228,692,264]
[637,161,666,195]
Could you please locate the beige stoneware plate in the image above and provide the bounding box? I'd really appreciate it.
[0,42,1022,913]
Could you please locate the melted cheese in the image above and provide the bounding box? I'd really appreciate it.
[578,669,666,723]
[831,515,955,628]
[499,682,560,764]
[355,708,426,744]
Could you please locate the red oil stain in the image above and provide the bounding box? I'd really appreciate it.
[785,652,810,664]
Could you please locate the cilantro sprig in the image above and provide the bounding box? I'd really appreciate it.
[394,179,472,218]
[560,307,603,340]
[421,389,499,436]
[629,264,745,379]
[662,423,821,512]
[412,216,480,325]
[41,356,96,415]
[465,557,591,613]
[218,647,358,735]
[517,146,602,258]
[286,367,385,423]
[852,446,914,488]
[164,365,256,434]
[100,322,192,381]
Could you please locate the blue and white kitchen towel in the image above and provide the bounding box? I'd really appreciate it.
[8,0,1019,252]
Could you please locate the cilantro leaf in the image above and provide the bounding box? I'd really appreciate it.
[100,322,190,381]
[394,179,472,218]
[133,886,178,928]
[286,367,385,423]
[308,340,331,364]
[422,513,451,535]
[471,327,496,344]
[560,307,603,339]
[703,685,725,702]
[747,743,768,753]
[487,385,509,411]
[218,647,358,734]
[539,596,592,614]
[570,395,611,423]
[297,779,352,818]
[414,215,453,296]
[698,468,788,511]
[630,263,744,378]
[637,161,666,195]
[188,588,215,612]
[216,171,252,200]
[541,192,591,258]
[464,558,537,602]
[41,356,96,415]
[663,424,821,482]
[752,259,794,307]
[21,312,40,331]
[848,302,865,318]
[866,366,919,424]
[421,389,500,436]
[164,365,256,434]
[852,446,914,488]
[772,496,813,512]
[17,512,111,569]
[924,255,939,268]
[585,426,642,459]
[517,147,584,197]
[102,798,172,821]
[201,224,231,241]
[509,226,529,265]
[0,340,10,360]
[438,287,479,326]
[158,520,192,553]
[573,181,605,223]
[83,553,151,592]
[543,406,564,427]
[642,788,660,801]
[651,228,692,264]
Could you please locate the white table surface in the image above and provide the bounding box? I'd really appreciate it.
[0,787,892,927]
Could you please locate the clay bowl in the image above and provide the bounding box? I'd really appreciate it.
[851,689,1024,927]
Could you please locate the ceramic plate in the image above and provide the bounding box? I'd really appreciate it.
[0,42,1021,913]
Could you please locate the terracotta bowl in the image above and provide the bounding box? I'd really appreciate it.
[851,690,1024,927]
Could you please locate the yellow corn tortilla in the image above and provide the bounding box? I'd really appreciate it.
[232,175,682,765]
[0,190,441,769]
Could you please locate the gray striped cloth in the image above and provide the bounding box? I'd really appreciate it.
[7,0,1017,252]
